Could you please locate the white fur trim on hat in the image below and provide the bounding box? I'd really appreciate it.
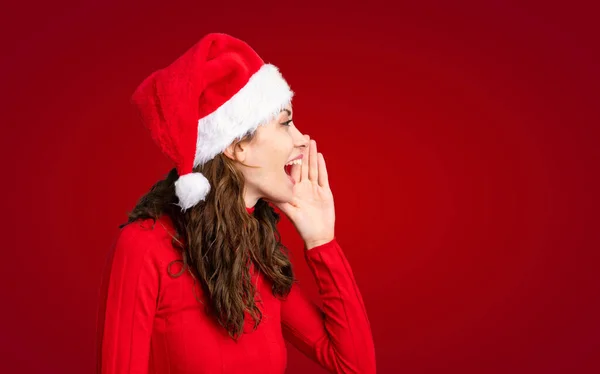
[193,64,294,166]
[174,172,211,211]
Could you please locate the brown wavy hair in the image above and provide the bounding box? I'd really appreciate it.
[120,133,295,340]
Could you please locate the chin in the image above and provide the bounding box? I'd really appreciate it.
[261,183,294,205]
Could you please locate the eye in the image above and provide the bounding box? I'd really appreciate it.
[280,119,293,126]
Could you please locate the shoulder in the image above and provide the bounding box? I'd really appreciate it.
[113,215,181,264]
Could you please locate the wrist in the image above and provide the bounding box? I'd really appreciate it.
[304,236,335,250]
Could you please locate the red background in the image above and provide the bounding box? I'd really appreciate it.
[2,1,599,373]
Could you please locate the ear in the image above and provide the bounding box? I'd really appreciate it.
[223,139,248,162]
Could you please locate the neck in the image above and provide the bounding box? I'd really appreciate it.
[244,187,260,209]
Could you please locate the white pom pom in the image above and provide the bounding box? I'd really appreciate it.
[174,172,211,211]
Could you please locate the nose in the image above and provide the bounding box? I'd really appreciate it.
[298,133,310,149]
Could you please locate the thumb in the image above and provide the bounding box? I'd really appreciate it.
[274,201,295,217]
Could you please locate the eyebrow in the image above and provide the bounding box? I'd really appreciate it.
[282,109,292,117]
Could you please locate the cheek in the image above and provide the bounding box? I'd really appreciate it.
[267,145,288,170]
[264,136,292,162]
[248,147,285,173]
[275,138,294,162]
[248,132,293,173]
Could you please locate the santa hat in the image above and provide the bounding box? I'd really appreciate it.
[131,33,294,211]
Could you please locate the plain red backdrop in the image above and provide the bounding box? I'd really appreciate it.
[1,0,598,373]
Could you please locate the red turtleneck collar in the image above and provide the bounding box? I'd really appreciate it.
[246,206,255,214]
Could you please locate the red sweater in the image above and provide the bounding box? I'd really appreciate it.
[96,206,376,373]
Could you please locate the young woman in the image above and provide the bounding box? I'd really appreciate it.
[96,33,376,374]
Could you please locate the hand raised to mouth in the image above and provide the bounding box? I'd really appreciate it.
[274,139,336,250]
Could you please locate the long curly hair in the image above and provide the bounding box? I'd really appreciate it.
[120,133,295,340]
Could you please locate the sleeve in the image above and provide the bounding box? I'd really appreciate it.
[96,226,160,374]
[280,238,377,374]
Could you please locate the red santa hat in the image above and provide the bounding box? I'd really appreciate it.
[131,33,293,211]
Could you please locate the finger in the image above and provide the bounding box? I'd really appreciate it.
[273,201,289,214]
[298,134,310,182]
[301,140,310,182]
[309,140,318,182]
[275,200,298,216]
[317,152,329,188]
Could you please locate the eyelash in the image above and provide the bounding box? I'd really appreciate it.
[281,119,293,126]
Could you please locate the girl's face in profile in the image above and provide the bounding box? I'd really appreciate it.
[226,104,309,207]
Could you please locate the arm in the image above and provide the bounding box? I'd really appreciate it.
[281,238,376,374]
[96,226,160,374]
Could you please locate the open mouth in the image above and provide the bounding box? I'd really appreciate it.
[284,159,302,183]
